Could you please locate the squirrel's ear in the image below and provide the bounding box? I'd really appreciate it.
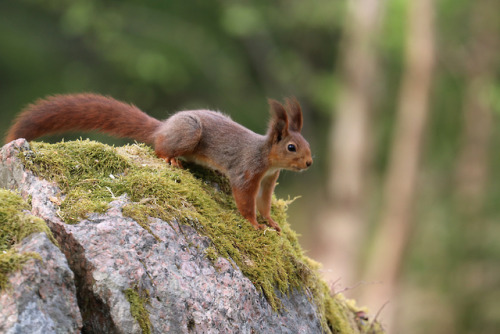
[267,99,289,143]
[285,97,303,132]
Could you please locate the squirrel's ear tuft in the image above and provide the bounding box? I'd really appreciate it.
[285,97,303,132]
[267,99,289,143]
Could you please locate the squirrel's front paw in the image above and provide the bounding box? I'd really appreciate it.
[266,218,282,234]
[248,220,267,231]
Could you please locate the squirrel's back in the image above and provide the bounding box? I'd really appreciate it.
[5,93,162,144]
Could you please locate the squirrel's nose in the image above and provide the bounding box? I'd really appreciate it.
[306,160,312,167]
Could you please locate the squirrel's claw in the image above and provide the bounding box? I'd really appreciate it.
[266,218,282,234]
[249,220,267,231]
[250,219,281,234]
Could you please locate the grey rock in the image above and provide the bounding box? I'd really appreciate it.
[60,196,324,333]
[0,233,82,334]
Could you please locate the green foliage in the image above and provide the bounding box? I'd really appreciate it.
[0,0,339,167]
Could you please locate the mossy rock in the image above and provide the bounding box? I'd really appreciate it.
[0,188,54,291]
[18,140,383,333]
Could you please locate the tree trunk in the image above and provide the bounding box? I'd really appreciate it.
[315,0,385,287]
[358,0,435,331]
[452,1,498,332]
[454,0,497,217]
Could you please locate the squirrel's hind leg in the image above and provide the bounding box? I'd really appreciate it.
[159,156,183,168]
[154,113,202,168]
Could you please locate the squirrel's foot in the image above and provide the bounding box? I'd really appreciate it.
[266,218,282,234]
[163,157,183,168]
[249,220,267,231]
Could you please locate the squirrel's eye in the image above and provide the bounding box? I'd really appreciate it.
[287,144,296,152]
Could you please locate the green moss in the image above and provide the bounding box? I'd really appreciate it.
[0,189,54,290]
[20,140,382,333]
[0,249,37,291]
[204,246,219,263]
[121,203,162,241]
[124,286,151,334]
[21,140,131,223]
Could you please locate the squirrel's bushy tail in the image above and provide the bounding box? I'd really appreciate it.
[5,93,162,144]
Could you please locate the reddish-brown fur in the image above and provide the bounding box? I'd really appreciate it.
[5,93,313,232]
[6,94,161,144]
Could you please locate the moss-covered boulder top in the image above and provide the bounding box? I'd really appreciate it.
[0,139,383,334]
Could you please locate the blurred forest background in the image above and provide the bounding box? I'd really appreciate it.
[1,1,499,333]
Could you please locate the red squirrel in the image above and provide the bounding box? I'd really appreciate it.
[5,94,312,232]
